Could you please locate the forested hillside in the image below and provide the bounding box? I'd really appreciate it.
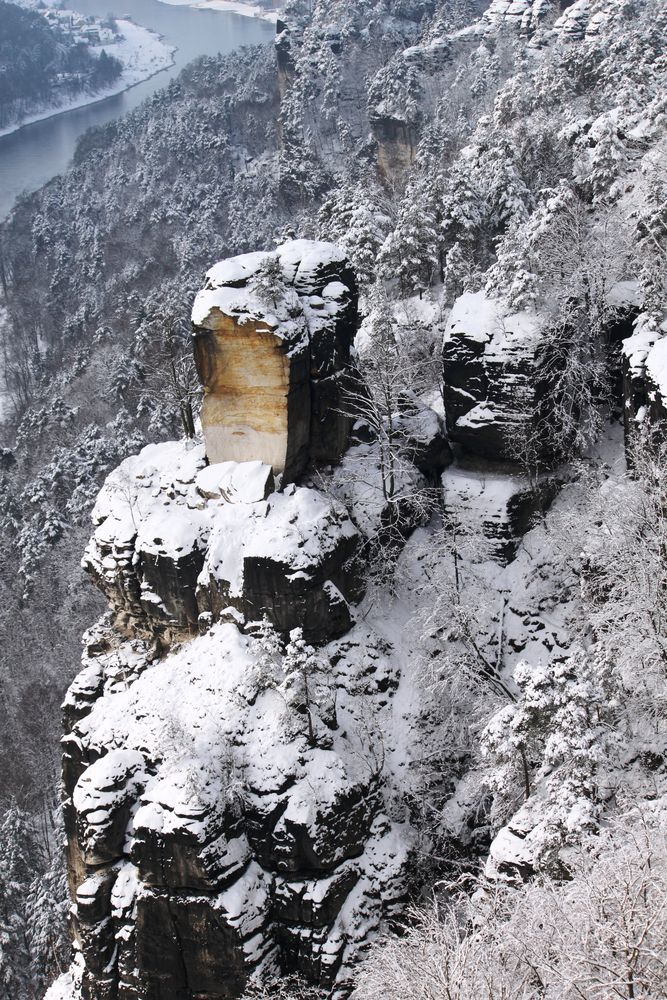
[0,2,121,130]
[0,0,666,996]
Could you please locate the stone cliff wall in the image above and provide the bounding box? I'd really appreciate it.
[58,418,419,1000]
[53,241,443,1000]
[60,612,411,1000]
[82,442,363,647]
[441,290,560,561]
[192,241,358,484]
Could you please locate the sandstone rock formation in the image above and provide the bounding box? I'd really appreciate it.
[54,236,456,1000]
[483,0,559,35]
[482,0,610,40]
[441,291,562,562]
[443,290,547,464]
[82,441,363,646]
[192,240,358,485]
[59,610,413,1000]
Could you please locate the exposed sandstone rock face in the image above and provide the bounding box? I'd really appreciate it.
[483,0,612,40]
[192,240,358,485]
[483,0,558,36]
[82,441,363,646]
[553,0,618,40]
[443,291,548,464]
[371,116,418,179]
[54,237,426,1000]
[367,31,482,181]
[60,616,412,1000]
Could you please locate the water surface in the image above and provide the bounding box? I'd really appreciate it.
[0,0,273,219]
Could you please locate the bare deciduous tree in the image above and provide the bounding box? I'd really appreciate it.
[136,310,199,440]
[353,816,667,1000]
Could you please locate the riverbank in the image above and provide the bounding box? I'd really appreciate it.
[0,19,175,140]
[157,0,281,25]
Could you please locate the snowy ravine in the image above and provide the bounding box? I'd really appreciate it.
[0,17,175,140]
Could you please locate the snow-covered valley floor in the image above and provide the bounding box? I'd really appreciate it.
[0,19,175,140]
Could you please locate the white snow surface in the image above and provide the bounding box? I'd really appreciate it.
[195,460,273,503]
[201,482,358,597]
[44,973,77,1000]
[64,601,419,979]
[72,749,146,817]
[445,290,541,352]
[64,420,633,993]
[646,336,667,401]
[192,240,353,355]
[85,441,357,598]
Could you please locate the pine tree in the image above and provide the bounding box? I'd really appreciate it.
[0,803,41,1000]
[281,628,336,747]
[378,181,439,295]
[246,618,285,702]
[482,650,618,868]
[252,254,286,310]
[26,823,70,996]
[584,114,627,205]
[318,177,392,289]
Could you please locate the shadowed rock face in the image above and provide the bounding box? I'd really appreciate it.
[441,290,563,562]
[443,290,548,463]
[192,240,359,485]
[82,441,364,647]
[371,115,418,178]
[60,619,410,1000]
[442,459,561,564]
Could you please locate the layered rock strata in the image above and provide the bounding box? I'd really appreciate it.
[443,290,547,464]
[482,0,615,39]
[442,460,560,563]
[483,0,559,35]
[442,291,562,562]
[60,615,411,1000]
[82,441,363,646]
[192,240,358,484]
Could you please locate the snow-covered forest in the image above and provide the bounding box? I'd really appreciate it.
[0,0,666,996]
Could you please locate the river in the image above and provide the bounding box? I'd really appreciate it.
[0,0,274,220]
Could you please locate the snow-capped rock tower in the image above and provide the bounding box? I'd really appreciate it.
[192,240,359,484]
